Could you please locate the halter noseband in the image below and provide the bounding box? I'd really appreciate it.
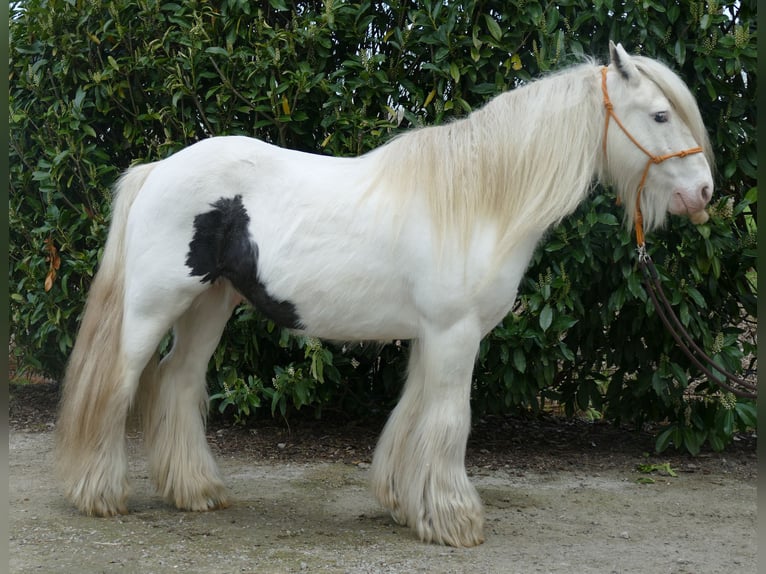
[600,66,703,249]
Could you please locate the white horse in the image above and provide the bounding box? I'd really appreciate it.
[56,43,713,547]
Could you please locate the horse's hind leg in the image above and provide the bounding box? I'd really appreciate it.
[371,318,484,547]
[58,280,196,517]
[136,281,239,511]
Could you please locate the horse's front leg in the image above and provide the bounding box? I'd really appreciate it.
[371,318,483,547]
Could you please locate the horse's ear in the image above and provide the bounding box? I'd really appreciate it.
[609,41,639,82]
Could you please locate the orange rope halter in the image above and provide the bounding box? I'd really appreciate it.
[600,66,703,249]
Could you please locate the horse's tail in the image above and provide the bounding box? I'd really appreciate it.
[55,162,156,515]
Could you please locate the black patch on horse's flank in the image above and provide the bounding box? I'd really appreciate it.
[185,195,302,329]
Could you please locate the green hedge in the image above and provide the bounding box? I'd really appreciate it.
[9,0,757,453]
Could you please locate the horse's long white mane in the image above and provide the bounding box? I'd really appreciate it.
[370,62,603,262]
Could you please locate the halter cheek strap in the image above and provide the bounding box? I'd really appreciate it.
[600,66,703,249]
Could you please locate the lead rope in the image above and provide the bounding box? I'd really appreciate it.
[640,259,757,399]
[600,67,756,400]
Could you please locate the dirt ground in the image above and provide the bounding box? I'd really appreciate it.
[9,382,757,573]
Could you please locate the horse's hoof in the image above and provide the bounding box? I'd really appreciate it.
[65,474,130,517]
[171,483,229,512]
[71,491,129,518]
[414,510,485,547]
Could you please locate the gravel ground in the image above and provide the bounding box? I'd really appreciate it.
[9,382,757,573]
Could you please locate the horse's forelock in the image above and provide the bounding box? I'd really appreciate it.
[632,56,714,171]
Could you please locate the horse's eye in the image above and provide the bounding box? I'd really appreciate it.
[654,111,669,123]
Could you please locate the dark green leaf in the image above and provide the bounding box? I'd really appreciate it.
[513,348,527,374]
[539,304,553,332]
[484,15,502,42]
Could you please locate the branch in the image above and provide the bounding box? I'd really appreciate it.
[209,57,276,124]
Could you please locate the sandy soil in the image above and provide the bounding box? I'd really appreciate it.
[9,382,757,573]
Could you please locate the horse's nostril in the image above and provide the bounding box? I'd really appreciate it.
[701,185,712,203]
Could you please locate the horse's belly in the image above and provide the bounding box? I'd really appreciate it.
[252,215,421,341]
[296,295,419,341]
[262,256,420,341]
